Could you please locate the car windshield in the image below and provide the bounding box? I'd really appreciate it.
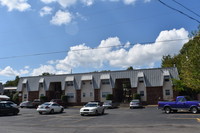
[85,103,98,107]
[104,101,112,104]
[42,103,50,106]
[131,100,139,102]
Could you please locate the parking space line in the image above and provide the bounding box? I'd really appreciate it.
[170,117,200,123]
[71,117,96,123]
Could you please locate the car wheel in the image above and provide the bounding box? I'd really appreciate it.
[60,108,64,113]
[39,112,43,115]
[164,107,171,114]
[81,114,84,116]
[13,111,18,115]
[50,109,54,114]
[101,109,105,115]
[191,107,198,114]
[95,110,98,116]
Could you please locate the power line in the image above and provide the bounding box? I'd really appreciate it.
[158,0,200,23]
[172,0,200,18]
[0,38,189,60]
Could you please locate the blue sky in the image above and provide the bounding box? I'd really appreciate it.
[0,0,199,83]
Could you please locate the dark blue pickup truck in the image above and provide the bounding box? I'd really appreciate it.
[158,96,200,114]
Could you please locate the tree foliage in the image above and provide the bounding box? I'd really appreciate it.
[162,29,200,92]
[127,66,134,70]
[4,76,20,87]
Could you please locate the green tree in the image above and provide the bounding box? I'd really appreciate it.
[12,92,19,104]
[41,72,52,76]
[127,66,133,70]
[4,76,20,87]
[161,28,200,93]
[179,35,200,91]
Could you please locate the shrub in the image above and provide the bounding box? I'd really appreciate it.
[106,94,113,100]
[61,95,68,103]
[133,93,141,100]
[12,92,19,104]
[40,96,47,103]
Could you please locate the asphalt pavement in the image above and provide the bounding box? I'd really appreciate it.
[0,106,200,133]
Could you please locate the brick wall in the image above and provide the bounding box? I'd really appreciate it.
[94,89,100,101]
[76,90,81,105]
[28,91,39,101]
[146,87,163,104]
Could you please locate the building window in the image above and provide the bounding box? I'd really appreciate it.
[140,91,144,96]
[24,94,27,99]
[39,83,43,88]
[101,79,110,85]
[90,92,93,97]
[40,94,44,97]
[83,93,86,97]
[67,93,74,98]
[138,77,144,83]
[23,84,26,88]
[165,90,170,96]
[66,81,73,86]
[102,92,111,98]
[164,76,170,82]
[82,81,85,85]
[90,81,92,84]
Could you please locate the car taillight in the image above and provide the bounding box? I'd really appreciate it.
[45,106,50,109]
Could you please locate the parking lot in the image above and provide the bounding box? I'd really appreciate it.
[0,106,200,133]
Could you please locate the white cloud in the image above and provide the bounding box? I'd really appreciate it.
[81,0,94,6]
[50,10,73,25]
[58,0,77,8]
[0,0,31,12]
[0,28,188,77]
[40,0,56,4]
[51,28,189,72]
[0,66,29,76]
[144,0,151,3]
[123,0,137,5]
[40,6,52,17]
[31,65,56,76]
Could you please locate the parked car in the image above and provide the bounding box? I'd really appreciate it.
[130,99,143,109]
[80,102,105,116]
[32,99,42,108]
[0,101,19,115]
[103,100,119,109]
[36,102,64,114]
[19,101,34,108]
[1,101,18,108]
[50,99,66,107]
[158,96,200,114]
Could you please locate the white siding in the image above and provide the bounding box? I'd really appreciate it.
[81,81,94,102]
[65,86,76,103]
[137,82,146,101]
[22,86,28,101]
[39,85,46,97]
[163,81,173,100]
[100,84,112,102]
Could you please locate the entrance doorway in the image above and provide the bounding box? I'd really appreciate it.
[114,79,132,103]
[49,82,62,100]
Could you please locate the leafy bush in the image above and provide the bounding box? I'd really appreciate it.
[40,96,47,102]
[12,92,19,104]
[106,94,113,100]
[133,93,141,100]
[61,95,68,103]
